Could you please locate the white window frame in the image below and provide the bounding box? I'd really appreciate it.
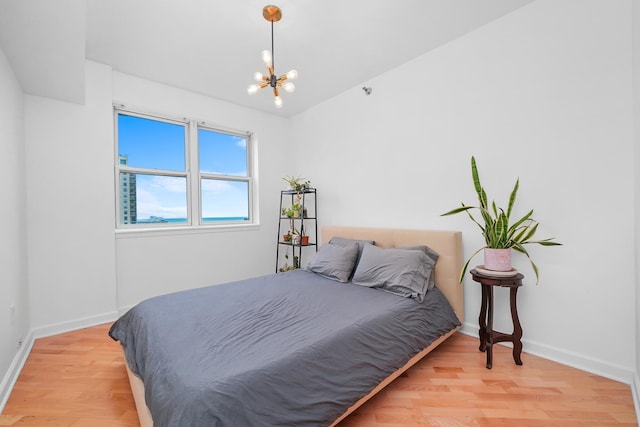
[114,107,255,232]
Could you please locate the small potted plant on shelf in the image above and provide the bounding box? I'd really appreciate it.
[291,229,302,245]
[281,203,302,219]
[283,176,311,192]
[441,156,562,283]
[300,226,309,245]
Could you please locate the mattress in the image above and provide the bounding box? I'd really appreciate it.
[109,269,460,427]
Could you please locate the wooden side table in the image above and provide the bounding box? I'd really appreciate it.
[470,269,524,369]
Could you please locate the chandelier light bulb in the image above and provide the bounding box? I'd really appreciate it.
[247,84,259,95]
[261,50,272,67]
[253,72,265,81]
[274,96,283,108]
[285,69,298,80]
[283,81,295,93]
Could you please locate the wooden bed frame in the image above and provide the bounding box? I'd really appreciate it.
[124,226,464,427]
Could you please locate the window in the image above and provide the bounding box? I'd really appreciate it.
[199,128,250,223]
[115,108,253,228]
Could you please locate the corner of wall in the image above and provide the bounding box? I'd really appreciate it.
[633,0,640,417]
[632,372,640,424]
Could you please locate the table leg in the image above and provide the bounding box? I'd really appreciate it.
[486,285,494,369]
[510,287,523,365]
[478,284,488,352]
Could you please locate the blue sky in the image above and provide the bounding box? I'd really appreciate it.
[118,114,249,221]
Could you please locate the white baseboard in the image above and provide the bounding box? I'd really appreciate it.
[460,323,635,385]
[31,310,120,339]
[0,331,34,413]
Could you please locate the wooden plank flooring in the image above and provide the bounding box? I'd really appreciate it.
[1,323,637,426]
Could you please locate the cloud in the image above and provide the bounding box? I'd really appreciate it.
[148,175,186,193]
[201,180,248,218]
[201,179,236,194]
[134,176,187,219]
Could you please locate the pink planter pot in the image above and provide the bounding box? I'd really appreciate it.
[484,248,512,271]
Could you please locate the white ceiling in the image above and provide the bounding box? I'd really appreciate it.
[0,0,534,117]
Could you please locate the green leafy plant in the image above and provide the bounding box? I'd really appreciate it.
[281,203,302,218]
[282,176,311,192]
[441,156,562,283]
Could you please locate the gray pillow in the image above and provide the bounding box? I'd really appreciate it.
[351,244,436,302]
[328,236,375,277]
[399,245,439,290]
[305,241,359,283]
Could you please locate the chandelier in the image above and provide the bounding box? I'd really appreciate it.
[247,5,298,109]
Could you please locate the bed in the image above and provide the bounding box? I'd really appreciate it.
[109,226,464,427]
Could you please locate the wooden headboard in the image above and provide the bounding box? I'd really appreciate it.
[321,226,464,325]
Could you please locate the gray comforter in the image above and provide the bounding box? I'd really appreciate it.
[109,269,460,427]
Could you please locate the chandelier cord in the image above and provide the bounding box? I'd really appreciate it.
[271,20,275,76]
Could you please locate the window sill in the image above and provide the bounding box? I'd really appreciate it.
[115,222,260,239]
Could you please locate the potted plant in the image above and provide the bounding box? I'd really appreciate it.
[281,203,302,219]
[291,229,302,245]
[442,156,561,283]
[283,176,311,192]
[300,226,309,245]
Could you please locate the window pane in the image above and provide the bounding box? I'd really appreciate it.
[201,179,249,222]
[118,114,186,171]
[119,173,187,224]
[199,129,247,176]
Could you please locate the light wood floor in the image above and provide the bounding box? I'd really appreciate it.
[1,323,637,427]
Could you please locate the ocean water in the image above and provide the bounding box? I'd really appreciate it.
[166,217,248,223]
[134,216,248,224]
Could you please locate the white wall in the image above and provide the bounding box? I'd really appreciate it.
[0,46,29,405]
[22,62,292,327]
[112,73,291,309]
[25,61,117,334]
[291,0,636,382]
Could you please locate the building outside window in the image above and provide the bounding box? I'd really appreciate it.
[118,155,138,225]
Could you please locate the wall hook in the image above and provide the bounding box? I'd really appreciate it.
[362,87,372,95]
